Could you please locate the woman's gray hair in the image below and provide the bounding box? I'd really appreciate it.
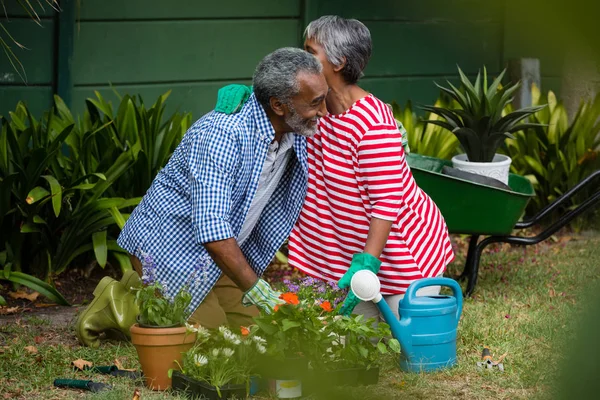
[304,15,372,84]
[253,47,322,108]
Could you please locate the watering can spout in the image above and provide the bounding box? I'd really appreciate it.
[350,270,409,350]
[374,296,408,348]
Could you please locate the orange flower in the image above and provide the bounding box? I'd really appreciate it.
[279,292,299,305]
[273,304,280,312]
[320,301,333,312]
[240,326,250,336]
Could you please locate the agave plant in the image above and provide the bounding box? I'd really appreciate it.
[422,66,546,163]
[391,96,461,160]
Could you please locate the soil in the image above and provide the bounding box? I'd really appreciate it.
[0,262,123,327]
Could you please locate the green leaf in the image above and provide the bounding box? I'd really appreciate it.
[358,345,369,358]
[42,175,62,217]
[253,318,278,335]
[112,252,133,274]
[26,186,50,204]
[70,183,96,191]
[524,155,548,177]
[3,262,12,279]
[107,206,127,230]
[281,319,301,331]
[33,215,47,225]
[92,231,108,268]
[377,342,388,354]
[388,338,401,353]
[7,271,69,305]
[20,223,41,233]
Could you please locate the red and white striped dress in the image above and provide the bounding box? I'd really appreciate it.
[288,94,454,295]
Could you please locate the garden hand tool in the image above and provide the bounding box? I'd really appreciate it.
[242,278,285,314]
[337,253,381,315]
[53,379,112,393]
[476,347,506,372]
[75,270,142,348]
[350,270,463,372]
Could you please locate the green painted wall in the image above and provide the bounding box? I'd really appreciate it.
[0,0,564,119]
[305,0,506,107]
[0,4,54,117]
[69,0,302,116]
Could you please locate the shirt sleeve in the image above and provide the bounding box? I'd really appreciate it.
[356,123,406,221]
[189,126,239,244]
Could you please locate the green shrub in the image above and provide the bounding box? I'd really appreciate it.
[0,90,191,299]
[503,84,600,225]
[391,96,460,160]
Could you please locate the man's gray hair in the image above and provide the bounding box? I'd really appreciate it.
[253,47,322,108]
[304,15,372,84]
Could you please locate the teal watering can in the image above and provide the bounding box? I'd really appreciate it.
[351,270,463,372]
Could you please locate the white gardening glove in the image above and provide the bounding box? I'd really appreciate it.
[242,279,284,314]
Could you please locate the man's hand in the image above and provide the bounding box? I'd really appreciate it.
[204,238,258,292]
[242,279,284,314]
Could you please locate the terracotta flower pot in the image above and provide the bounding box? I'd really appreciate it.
[130,323,196,390]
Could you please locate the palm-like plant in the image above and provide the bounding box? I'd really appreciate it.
[422,66,546,163]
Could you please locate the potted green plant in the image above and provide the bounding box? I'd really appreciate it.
[253,291,336,399]
[314,314,401,386]
[172,325,266,399]
[129,252,198,390]
[422,65,546,185]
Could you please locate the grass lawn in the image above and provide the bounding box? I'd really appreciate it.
[1,232,599,399]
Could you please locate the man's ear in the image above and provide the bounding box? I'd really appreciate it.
[269,97,286,116]
[333,56,347,73]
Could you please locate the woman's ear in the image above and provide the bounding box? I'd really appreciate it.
[333,56,347,73]
[269,97,286,116]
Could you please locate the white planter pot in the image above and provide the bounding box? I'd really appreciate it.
[451,154,512,185]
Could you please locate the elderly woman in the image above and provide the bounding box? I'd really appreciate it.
[286,16,454,319]
[217,16,454,321]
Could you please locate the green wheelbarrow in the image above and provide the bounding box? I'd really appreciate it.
[406,153,600,296]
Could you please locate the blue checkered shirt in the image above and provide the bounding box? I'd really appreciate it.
[117,94,308,313]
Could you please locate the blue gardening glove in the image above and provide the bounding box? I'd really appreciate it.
[215,84,253,114]
[242,278,284,314]
[337,253,382,289]
[339,291,361,316]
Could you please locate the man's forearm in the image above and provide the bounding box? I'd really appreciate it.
[203,238,258,291]
[363,217,393,258]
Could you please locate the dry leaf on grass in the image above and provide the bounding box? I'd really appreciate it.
[0,307,19,315]
[24,346,38,354]
[132,388,141,400]
[0,346,9,354]
[34,336,44,344]
[34,303,55,308]
[71,358,93,371]
[8,291,40,302]
[115,358,137,372]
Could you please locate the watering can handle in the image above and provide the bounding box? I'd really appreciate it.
[404,277,463,321]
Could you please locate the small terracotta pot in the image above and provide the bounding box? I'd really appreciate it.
[130,323,196,390]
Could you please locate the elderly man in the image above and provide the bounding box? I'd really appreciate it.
[76,47,328,347]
